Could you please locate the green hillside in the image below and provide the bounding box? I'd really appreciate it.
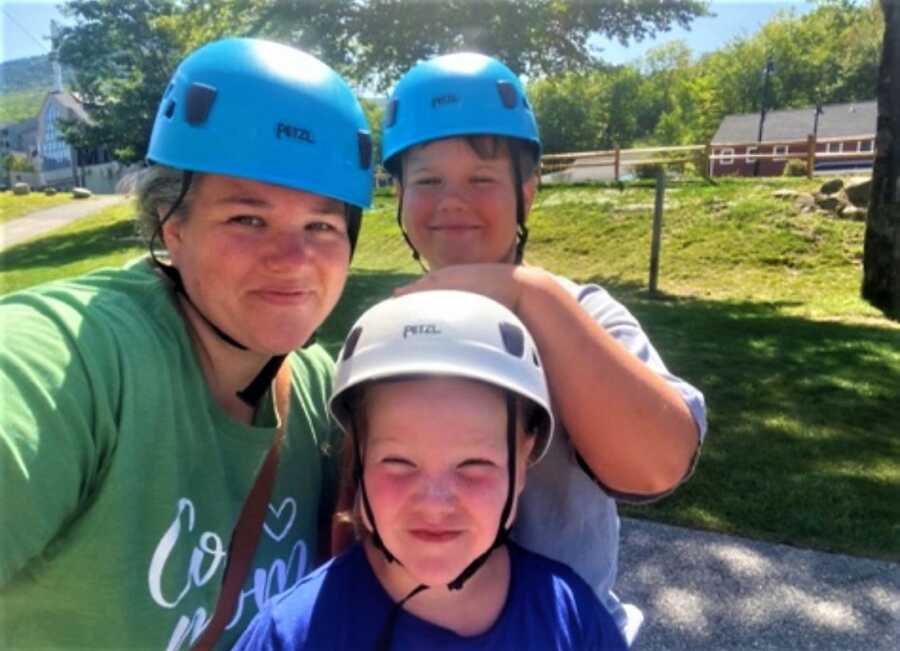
[0,88,46,124]
[0,54,73,124]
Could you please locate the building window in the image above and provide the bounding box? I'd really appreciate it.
[773,145,789,161]
[858,140,873,152]
[827,142,844,154]
[719,148,735,165]
[745,146,758,165]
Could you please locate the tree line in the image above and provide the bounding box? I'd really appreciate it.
[55,0,880,163]
[530,0,881,153]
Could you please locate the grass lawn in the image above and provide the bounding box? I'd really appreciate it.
[0,191,76,225]
[1,177,897,561]
[0,203,144,293]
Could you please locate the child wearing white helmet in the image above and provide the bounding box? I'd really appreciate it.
[380,52,708,644]
[234,290,627,650]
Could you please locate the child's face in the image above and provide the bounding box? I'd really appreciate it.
[362,377,534,587]
[399,138,536,270]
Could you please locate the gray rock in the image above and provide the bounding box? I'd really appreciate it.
[12,182,31,195]
[72,187,93,199]
[44,187,57,196]
[819,178,844,195]
[794,193,817,209]
[814,192,841,211]
[838,204,867,221]
[773,189,800,200]
[844,178,871,207]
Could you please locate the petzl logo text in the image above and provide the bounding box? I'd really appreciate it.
[431,94,458,108]
[276,122,315,143]
[403,324,441,338]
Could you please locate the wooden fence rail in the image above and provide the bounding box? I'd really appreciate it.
[541,133,875,181]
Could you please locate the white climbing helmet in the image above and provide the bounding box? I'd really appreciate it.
[330,289,554,462]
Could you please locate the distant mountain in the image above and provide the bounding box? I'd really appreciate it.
[0,54,73,95]
[0,55,76,124]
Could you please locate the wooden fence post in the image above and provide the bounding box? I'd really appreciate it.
[703,143,712,179]
[648,169,666,295]
[806,134,816,179]
[614,146,620,182]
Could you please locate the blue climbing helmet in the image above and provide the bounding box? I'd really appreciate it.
[381,52,540,264]
[148,37,373,210]
[381,52,540,175]
[145,38,374,409]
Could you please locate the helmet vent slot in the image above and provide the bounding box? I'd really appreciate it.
[163,100,176,119]
[499,321,524,357]
[385,99,398,127]
[342,326,364,360]
[358,131,372,169]
[185,83,217,126]
[496,81,518,109]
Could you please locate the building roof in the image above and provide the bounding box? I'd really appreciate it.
[711,100,876,144]
[0,116,38,135]
[42,91,92,124]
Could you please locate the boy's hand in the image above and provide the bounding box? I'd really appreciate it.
[394,264,539,313]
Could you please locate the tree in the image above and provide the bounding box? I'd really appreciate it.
[3,152,36,174]
[529,72,611,154]
[360,98,385,165]
[342,0,707,90]
[861,0,900,318]
[56,0,185,163]
[56,0,707,162]
[649,1,882,147]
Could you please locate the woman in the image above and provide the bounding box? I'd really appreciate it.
[0,38,372,650]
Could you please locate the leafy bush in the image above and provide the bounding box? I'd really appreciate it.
[633,163,664,179]
[783,158,808,177]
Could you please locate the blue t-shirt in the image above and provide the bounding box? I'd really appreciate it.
[232,541,626,650]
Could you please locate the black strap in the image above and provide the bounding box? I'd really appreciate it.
[191,367,291,650]
[446,393,516,591]
[375,584,428,651]
[352,411,396,563]
[147,170,287,407]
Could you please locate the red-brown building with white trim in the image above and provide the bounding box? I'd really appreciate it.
[710,101,875,177]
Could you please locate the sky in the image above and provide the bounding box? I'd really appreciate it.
[1,0,818,65]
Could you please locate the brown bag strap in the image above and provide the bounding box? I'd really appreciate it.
[191,368,292,651]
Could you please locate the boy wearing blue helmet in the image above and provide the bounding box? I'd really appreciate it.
[0,39,373,650]
[234,290,627,650]
[381,52,708,644]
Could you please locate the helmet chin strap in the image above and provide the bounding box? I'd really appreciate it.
[512,157,528,264]
[394,191,428,273]
[149,171,288,407]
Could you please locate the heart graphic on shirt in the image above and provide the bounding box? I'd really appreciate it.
[264,498,297,542]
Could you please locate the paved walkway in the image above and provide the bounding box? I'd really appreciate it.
[618,517,900,650]
[1,194,127,251]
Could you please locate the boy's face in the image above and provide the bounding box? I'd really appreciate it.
[399,138,536,270]
[362,377,534,587]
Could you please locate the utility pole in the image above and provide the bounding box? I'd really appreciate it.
[753,58,775,177]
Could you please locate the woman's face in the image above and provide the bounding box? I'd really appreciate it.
[362,377,533,587]
[399,138,536,270]
[163,173,350,355]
